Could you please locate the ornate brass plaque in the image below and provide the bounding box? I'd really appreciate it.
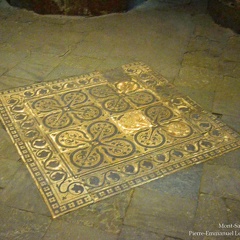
[0,62,239,218]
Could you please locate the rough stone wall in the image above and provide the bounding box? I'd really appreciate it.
[6,0,129,15]
[208,0,240,33]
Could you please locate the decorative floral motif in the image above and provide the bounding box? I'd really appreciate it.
[31,91,102,129]
[69,122,135,169]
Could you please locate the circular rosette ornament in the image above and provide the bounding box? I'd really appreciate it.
[102,138,135,159]
[56,130,90,148]
[145,105,173,124]
[128,91,155,106]
[135,127,165,148]
[32,98,60,113]
[70,147,103,169]
[103,97,130,113]
[61,91,88,106]
[89,85,116,98]
[88,121,117,139]
[43,112,73,129]
[73,105,102,121]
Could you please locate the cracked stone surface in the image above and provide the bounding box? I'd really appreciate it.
[0,165,51,216]
[0,0,239,239]
[59,191,133,234]
[124,188,197,240]
[193,194,229,232]
[141,164,203,200]
[118,226,165,240]
[200,164,240,201]
[42,220,118,240]
[0,204,51,240]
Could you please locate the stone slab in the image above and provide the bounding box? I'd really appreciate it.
[225,198,240,224]
[124,188,197,239]
[0,20,25,43]
[173,86,215,112]
[5,33,45,53]
[141,164,203,200]
[193,194,232,239]
[175,66,220,91]
[0,128,19,160]
[187,36,223,57]
[0,50,28,69]
[44,55,104,81]
[182,51,219,70]
[71,40,114,59]
[118,225,164,240]
[43,220,118,240]
[0,66,7,76]
[219,60,240,78]
[213,76,240,116]
[0,129,21,188]
[6,52,62,81]
[97,57,137,72]
[0,75,36,89]
[200,164,240,201]
[0,158,20,189]
[59,191,133,234]
[31,42,74,57]
[207,148,240,170]
[0,165,50,216]
[0,203,51,240]
[193,14,233,43]
[222,115,240,133]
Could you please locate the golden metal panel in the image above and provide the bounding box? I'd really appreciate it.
[0,62,239,218]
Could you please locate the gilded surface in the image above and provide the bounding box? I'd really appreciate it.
[0,62,239,218]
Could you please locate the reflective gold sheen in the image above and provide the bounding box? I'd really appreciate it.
[0,62,239,218]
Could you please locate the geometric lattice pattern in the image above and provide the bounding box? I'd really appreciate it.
[0,62,239,217]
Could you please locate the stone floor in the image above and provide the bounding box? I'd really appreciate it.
[0,0,240,239]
